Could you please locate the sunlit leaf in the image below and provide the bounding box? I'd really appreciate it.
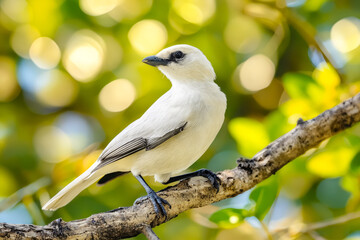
[313,63,340,89]
[341,174,359,195]
[228,118,270,158]
[282,72,322,100]
[311,62,340,108]
[249,177,278,220]
[307,148,356,178]
[209,208,249,229]
[280,98,318,124]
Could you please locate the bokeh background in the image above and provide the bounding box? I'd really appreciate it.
[1,0,360,239]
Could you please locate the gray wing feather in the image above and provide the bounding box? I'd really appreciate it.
[146,122,187,150]
[93,138,147,172]
[92,122,187,172]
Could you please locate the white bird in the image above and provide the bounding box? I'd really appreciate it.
[42,44,227,217]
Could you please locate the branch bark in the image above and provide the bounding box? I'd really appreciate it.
[1,93,360,239]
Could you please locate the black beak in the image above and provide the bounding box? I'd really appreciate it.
[142,56,169,67]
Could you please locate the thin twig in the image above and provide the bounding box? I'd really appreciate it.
[274,211,360,238]
[302,211,360,233]
[259,220,274,240]
[142,225,160,240]
[0,177,50,212]
[307,231,327,240]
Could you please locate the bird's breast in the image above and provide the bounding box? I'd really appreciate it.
[123,83,226,177]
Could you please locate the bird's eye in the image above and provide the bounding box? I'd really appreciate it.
[173,51,184,59]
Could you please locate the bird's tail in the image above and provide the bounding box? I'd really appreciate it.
[42,166,101,211]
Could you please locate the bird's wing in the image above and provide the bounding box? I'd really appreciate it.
[92,121,187,172]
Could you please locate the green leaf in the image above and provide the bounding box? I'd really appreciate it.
[282,73,322,100]
[249,177,278,220]
[264,110,289,141]
[350,151,360,174]
[341,174,359,195]
[209,208,249,229]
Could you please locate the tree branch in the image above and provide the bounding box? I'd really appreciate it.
[1,93,360,239]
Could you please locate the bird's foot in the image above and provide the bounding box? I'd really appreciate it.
[135,191,171,218]
[148,190,171,218]
[134,195,147,205]
[197,169,221,193]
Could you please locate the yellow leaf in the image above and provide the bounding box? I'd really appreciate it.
[281,99,318,124]
[313,62,340,89]
[307,148,355,178]
[229,118,269,158]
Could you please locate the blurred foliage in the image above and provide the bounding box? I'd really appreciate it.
[1,0,360,239]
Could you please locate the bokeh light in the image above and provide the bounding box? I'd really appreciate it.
[63,30,105,82]
[10,25,40,58]
[224,16,263,54]
[99,79,136,112]
[17,59,43,94]
[128,19,167,55]
[55,112,101,154]
[0,0,28,23]
[79,0,118,16]
[286,0,306,8]
[253,79,283,109]
[1,0,360,238]
[80,150,102,173]
[331,18,360,53]
[239,54,275,92]
[34,126,72,163]
[102,35,123,71]
[29,37,61,69]
[172,0,215,25]
[35,69,78,107]
[0,57,20,102]
[108,0,153,21]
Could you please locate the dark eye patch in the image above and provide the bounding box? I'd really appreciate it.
[169,51,185,62]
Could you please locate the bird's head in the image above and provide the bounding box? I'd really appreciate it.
[142,44,216,83]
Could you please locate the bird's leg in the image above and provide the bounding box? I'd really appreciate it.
[163,169,220,192]
[135,175,171,218]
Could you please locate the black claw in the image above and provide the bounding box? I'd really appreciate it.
[198,169,221,193]
[135,175,172,219]
[163,169,221,193]
[148,190,171,218]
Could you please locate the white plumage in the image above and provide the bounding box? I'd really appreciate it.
[42,44,227,213]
